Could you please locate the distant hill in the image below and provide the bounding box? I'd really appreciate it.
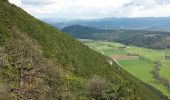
[62,25,170,49]
[43,17,170,31]
[0,0,169,99]
[61,25,113,37]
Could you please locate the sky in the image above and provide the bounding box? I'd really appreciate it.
[8,0,170,19]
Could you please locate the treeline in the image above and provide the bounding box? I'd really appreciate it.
[62,25,170,49]
[152,62,170,92]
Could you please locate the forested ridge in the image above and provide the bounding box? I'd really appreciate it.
[62,25,170,49]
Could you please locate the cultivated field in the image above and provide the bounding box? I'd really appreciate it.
[80,39,170,97]
[160,60,170,81]
[111,54,139,60]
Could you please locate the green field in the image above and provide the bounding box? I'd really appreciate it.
[118,59,170,97]
[165,49,170,55]
[118,59,154,83]
[81,39,170,97]
[102,49,126,56]
[126,46,164,61]
[160,60,170,81]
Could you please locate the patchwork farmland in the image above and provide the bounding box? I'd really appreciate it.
[80,39,170,98]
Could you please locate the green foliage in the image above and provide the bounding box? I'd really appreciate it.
[62,25,170,49]
[160,61,170,81]
[0,1,169,100]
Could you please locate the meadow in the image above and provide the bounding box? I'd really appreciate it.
[80,39,170,97]
[160,61,170,81]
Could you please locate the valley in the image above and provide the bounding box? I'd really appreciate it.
[1,0,170,99]
[80,39,170,97]
[62,25,170,49]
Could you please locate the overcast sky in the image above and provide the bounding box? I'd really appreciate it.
[9,0,170,19]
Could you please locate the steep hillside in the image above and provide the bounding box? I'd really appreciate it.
[0,0,169,99]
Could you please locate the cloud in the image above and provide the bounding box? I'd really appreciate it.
[21,0,54,5]
[8,0,170,19]
[14,0,131,19]
[155,0,170,4]
[9,0,21,5]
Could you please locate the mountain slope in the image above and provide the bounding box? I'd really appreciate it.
[0,0,169,99]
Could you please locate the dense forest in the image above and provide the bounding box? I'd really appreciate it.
[0,0,169,99]
[62,25,170,49]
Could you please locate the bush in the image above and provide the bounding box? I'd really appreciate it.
[87,75,108,99]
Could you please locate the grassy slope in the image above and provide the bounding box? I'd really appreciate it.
[0,1,169,99]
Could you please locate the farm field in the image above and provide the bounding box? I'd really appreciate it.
[80,39,170,97]
[118,59,170,97]
[160,60,170,81]
[118,59,155,82]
